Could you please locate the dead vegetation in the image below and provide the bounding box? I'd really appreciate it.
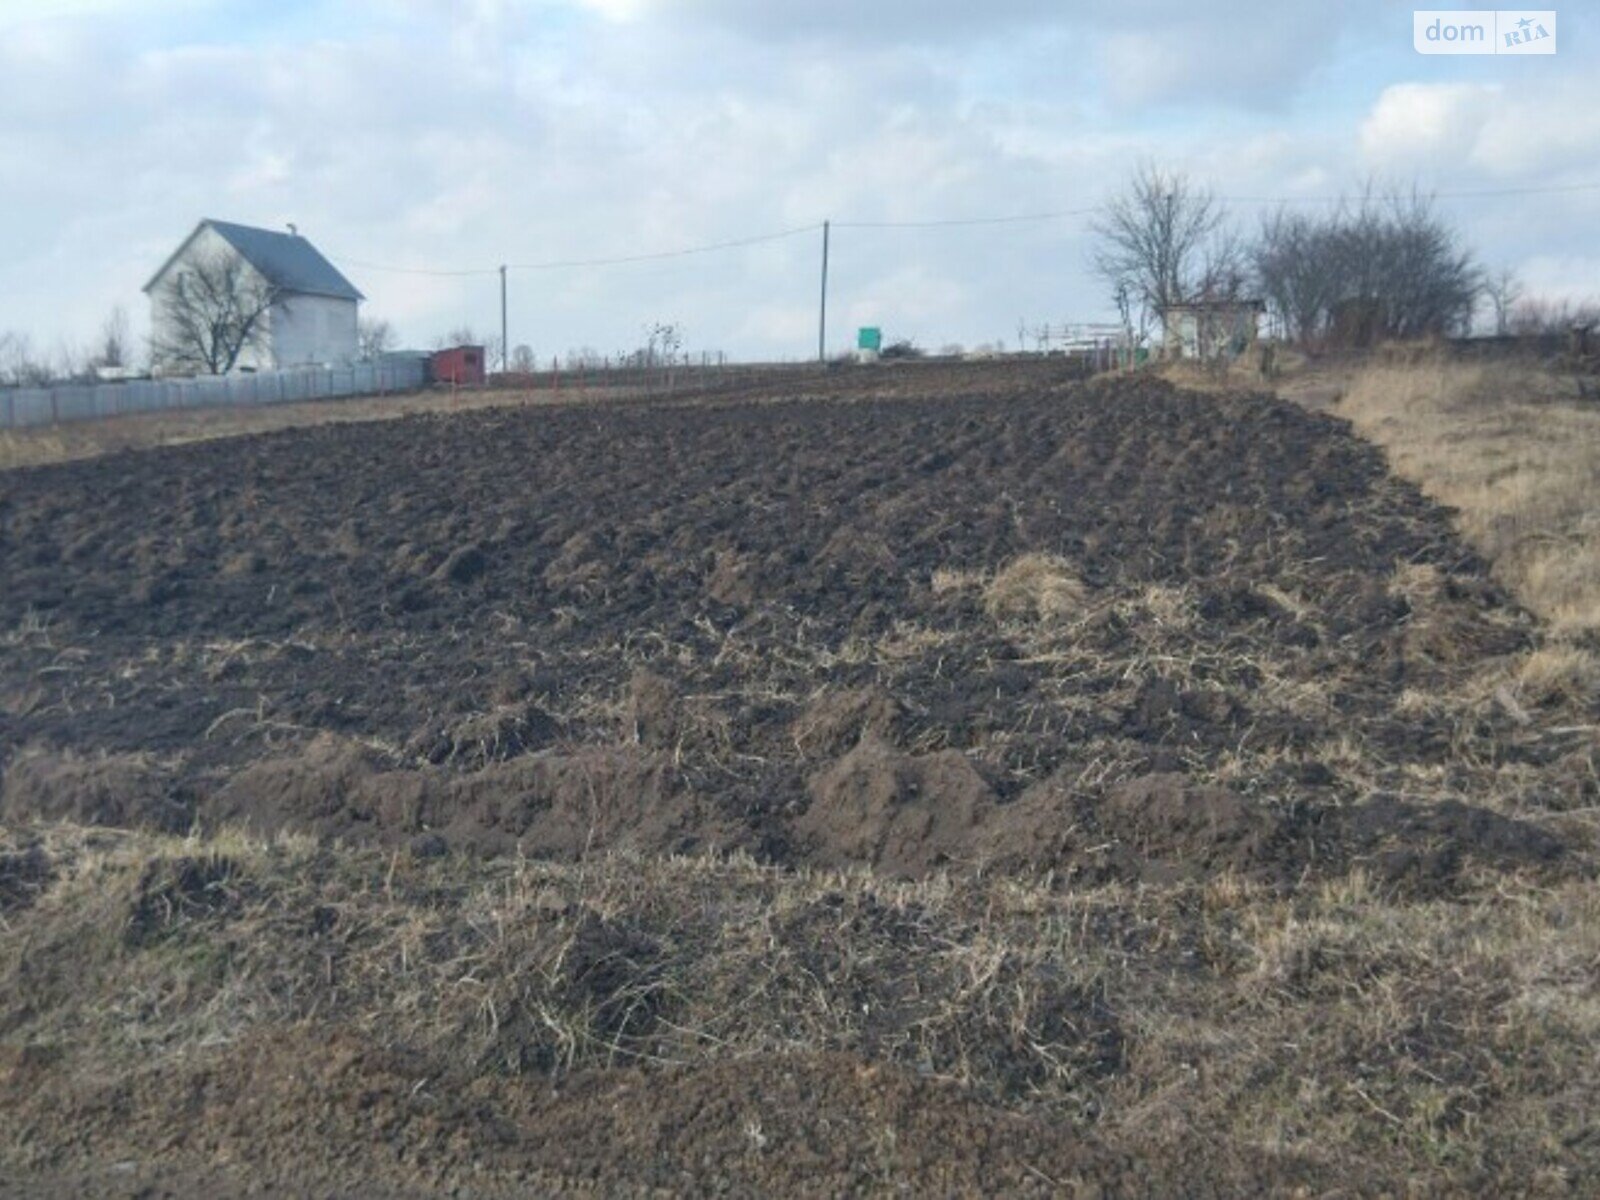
[983,553,1091,624]
[0,381,650,472]
[1336,355,1600,642]
[1168,344,1599,728]
[0,823,1596,1194]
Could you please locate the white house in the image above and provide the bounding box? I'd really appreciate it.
[144,219,363,372]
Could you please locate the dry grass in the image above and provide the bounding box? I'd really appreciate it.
[1516,645,1600,708]
[3,822,1598,1190]
[983,553,1091,623]
[0,383,646,471]
[1336,357,1600,639]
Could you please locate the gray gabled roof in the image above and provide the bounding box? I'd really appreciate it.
[143,219,364,302]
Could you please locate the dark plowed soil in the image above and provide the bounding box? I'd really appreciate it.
[1,364,1589,889]
[0,1030,1354,1198]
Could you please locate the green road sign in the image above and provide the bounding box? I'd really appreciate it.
[858,327,882,352]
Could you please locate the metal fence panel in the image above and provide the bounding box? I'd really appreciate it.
[0,361,428,431]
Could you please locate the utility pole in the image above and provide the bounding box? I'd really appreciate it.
[499,264,508,373]
[818,220,830,364]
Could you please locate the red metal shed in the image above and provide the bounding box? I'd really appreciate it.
[430,345,487,386]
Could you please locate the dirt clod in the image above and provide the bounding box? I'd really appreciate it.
[0,750,190,833]
[799,736,996,875]
[1102,773,1284,877]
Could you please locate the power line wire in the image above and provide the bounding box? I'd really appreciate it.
[509,222,821,270]
[331,179,1600,274]
[336,257,498,278]
[336,222,821,278]
[835,206,1099,229]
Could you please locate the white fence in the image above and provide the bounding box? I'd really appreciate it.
[0,361,429,431]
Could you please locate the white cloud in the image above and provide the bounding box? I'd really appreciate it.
[1361,78,1600,177]
[1360,83,1502,169]
[574,0,650,19]
[1468,79,1600,175]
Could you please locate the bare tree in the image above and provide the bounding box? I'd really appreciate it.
[440,326,502,367]
[1090,164,1241,334]
[358,318,395,360]
[1111,281,1138,349]
[647,322,682,367]
[1508,295,1600,336]
[1252,209,1341,346]
[1484,266,1524,336]
[0,331,50,387]
[510,344,536,372]
[150,251,281,374]
[52,341,91,383]
[1252,187,1478,348]
[91,306,131,370]
[1357,189,1478,340]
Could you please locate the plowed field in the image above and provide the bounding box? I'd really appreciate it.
[1,362,1596,1195]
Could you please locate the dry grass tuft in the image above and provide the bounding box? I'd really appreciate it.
[930,566,985,596]
[983,553,1089,624]
[1515,645,1600,708]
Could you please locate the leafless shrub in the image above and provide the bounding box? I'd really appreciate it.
[1508,295,1600,336]
[1253,188,1479,349]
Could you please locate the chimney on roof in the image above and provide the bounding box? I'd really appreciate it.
[287,223,298,237]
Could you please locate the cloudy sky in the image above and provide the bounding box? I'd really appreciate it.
[0,0,1595,363]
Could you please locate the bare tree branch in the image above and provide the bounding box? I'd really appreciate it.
[90,306,131,371]
[1252,187,1479,348]
[0,331,52,387]
[1484,267,1524,337]
[1090,164,1236,332]
[150,251,281,374]
[358,318,395,360]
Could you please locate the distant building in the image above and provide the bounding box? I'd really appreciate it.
[144,219,364,372]
[1160,297,1265,360]
[431,345,487,386]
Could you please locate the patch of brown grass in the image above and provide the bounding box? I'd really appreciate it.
[0,384,647,471]
[1515,646,1600,708]
[1337,357,1600,639]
